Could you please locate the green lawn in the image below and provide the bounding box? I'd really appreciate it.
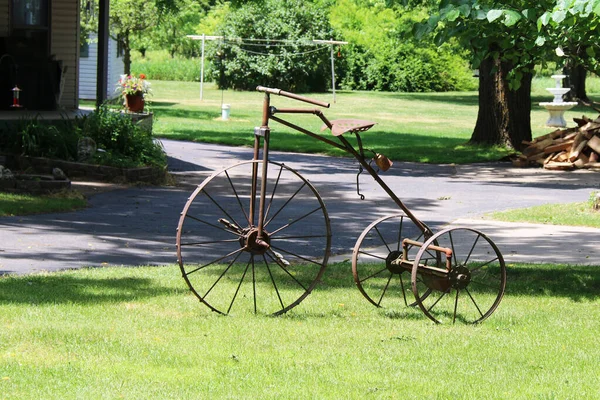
[1,263,598,398]
[489,201,600,228]
[147,77,600,164]
[0,192,87,217]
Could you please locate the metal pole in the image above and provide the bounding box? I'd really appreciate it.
[200,34,205,100]
[330,41,336,103]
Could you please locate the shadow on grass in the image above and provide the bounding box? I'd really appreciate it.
[0,270,186,305]
[323,263,600,302]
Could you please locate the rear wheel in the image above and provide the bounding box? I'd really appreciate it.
[411,227,506,324]
[352,213,430,309]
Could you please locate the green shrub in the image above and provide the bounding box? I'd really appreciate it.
[0,107,166,169]
[0,117,80,160]
[78,105,166,168]
[208,0,334,92]
[131,50,201,82]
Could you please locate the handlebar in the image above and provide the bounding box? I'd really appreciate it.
[256,86,330,108]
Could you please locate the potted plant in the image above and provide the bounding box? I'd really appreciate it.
[116,74,152,113]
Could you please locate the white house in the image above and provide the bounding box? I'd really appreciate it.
[78,34,123,100]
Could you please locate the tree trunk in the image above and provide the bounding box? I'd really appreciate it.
[121,30,132,75]
[563,63,588,102]
[470,57,533,150]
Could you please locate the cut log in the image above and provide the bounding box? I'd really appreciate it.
[573,153,590,168]
[582,162,600,169]
[544,140,574,154]
[544,161,574,170]
[568,139,588,162]
[589,152,599,163]
[587,135,600,154]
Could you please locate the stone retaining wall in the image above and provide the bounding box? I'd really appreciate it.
[1,154,166,184]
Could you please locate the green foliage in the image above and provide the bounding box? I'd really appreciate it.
[331,0,475,92]
[131,50,201,81]
[414,0,557,90]
[78,106,166,168]
[209,0,334,92]
[0,109,166,169]
[536,0,600,75]
[0,118,80,160]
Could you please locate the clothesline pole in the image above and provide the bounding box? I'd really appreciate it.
[312,39,348,103]
[186,35,224,101]
[186,35,348,102]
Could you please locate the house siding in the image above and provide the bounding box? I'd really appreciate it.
[50,0,78,109]
[0,0,9,37]
[78,34,124,100]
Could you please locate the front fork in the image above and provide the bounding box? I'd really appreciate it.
[249,92,272,248]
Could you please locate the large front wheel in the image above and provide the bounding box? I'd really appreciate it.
[176,160,331,316]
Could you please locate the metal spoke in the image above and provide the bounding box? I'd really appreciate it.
[184,247,245,276]
[357,250,387,261]
[469,257,499,273]
[266,251,309,292]
[453,289,459,323]
[203,250,244,298]
[179,238,240,247]
[227,258,252,314]
[263,164,284,224]
[202,189,244,232]
[264,182,308,228]
[377,273,393,306]
[225,170,250,225]
[184,214,241,237]
[464,287,484,318]
[270,243,325,267]
[264,255,286,311]
[359,266,389,283]
[449,230,458,267]
[426,290,448,313]
[268,206,323,236]
[464,233,481,265]
[374,226,391,253]
[271,234,329,241]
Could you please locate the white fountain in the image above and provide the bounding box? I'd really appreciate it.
[539,74,578,127]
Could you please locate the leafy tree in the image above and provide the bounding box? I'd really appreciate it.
[537,0,600,103]
[415,0,558,149]
[110,0,160,74]
[330,0,475,92]
[209,0,334,92]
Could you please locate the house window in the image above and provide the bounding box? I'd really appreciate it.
[12,0,49,28]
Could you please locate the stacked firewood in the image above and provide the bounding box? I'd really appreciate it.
[516,115,600,170]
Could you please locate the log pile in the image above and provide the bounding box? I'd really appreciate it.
[516,115,600,170]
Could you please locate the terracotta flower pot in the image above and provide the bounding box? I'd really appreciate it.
[125,92,145,113]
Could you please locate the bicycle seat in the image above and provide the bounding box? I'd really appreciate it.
[321,119,376,136]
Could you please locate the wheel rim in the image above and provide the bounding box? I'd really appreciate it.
[176,160,331,315]
[411,227,506,324]
[352,213,429,308]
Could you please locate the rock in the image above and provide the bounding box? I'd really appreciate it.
[52,167,68,180]
[0,165,14,180]
[77,137,97,161]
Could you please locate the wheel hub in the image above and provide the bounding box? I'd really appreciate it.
[449,265,471,290]
[240,227,271,255]
[385,251,404,274]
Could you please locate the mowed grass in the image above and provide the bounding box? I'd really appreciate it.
[0,192,87,217]
[148,77,600,164]
[1,263,599,399]
[489,201,600,228]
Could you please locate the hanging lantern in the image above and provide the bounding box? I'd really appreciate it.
[11,86,22,108]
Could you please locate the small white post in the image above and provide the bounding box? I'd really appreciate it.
[200,33,206,101]
[330,39,336,103]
